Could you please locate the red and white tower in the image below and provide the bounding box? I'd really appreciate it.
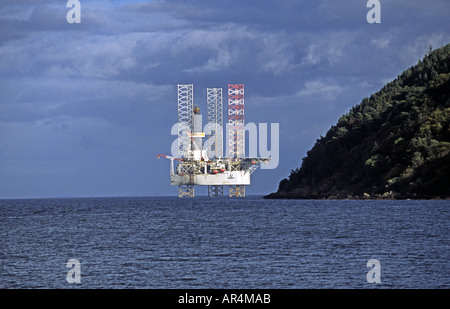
[227,84,245,197]
[228,84,245,159]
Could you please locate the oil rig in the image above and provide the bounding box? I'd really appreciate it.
[158,84,270,198]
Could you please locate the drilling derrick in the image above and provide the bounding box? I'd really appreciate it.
[177,84,194,159]
[207,88,223,159]
[158,83,270,198]
[176,84,195,197]
[228,84,246,197]
[207,88,224,197]
[228,84,245,159]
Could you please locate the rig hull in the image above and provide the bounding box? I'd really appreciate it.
[170,171,251,186]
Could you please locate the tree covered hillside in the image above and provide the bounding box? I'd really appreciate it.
[266,43,450,199]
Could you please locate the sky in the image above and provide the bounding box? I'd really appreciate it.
[0,0,449,198]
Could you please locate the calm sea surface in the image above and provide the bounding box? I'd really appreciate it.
[0,196,448,289]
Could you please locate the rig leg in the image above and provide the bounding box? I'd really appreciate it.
[229,185,245,197]
[208,185,223,197]
[179,185,195,198]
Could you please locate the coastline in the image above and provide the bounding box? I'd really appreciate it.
[263,191,450,200]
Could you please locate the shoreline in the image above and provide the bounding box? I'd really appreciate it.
[263,192,450,200]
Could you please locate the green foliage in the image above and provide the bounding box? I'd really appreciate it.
[365,155,381,169]
[273,43,450,199]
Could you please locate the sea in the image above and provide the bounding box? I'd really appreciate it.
[0,196,448,289]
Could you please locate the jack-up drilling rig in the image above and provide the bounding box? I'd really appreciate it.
[158,84,270,197]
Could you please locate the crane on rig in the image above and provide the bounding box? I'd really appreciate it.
[158,84,270,198]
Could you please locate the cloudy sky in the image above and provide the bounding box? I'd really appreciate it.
[1,0,449,198]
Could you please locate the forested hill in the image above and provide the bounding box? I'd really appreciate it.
[265,43,450,199]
